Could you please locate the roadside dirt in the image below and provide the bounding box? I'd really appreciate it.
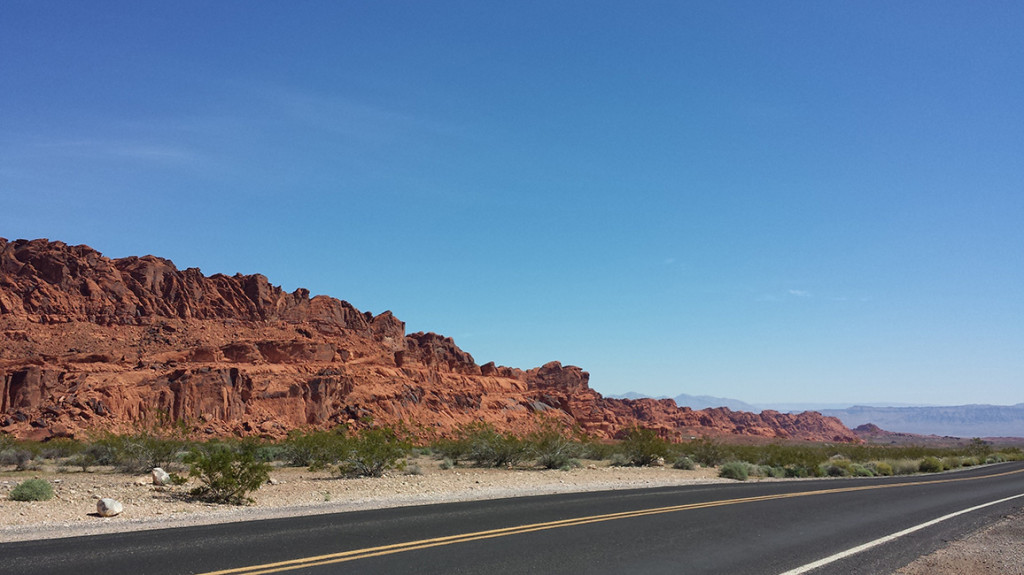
[895,510,1024,575]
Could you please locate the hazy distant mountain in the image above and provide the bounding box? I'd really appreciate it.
[614,387,1024,438]
[611,392,757,412]
[821,404,1024,438]
[673,393,759,412]
[611,391,669,401]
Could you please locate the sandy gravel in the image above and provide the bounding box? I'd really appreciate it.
[2,460,1021,574]
[895,510,1024,575]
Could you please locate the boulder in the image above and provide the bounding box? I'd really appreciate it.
[151,468,171,486]
[96,498,123,517]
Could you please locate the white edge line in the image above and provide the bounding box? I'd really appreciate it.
[779,492,1024,575]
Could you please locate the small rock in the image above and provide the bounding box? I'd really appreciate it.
[96,498,123,517]
[152,468,171,486]
[267,478,279,485]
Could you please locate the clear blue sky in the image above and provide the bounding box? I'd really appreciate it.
[2,2,1022,407]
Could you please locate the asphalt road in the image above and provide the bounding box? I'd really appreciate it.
[3,461,1023,575]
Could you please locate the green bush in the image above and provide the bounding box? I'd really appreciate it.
[919,456,944,473]
[281,427,349,471]
[888,459,921,475]
[942,456,963,470]
[338,426,410,477]
[687,436,726,467]
[755,465,786,478]
[89,432,186,473]
[9,478,54,501]
[672,456,696,470]
[183,440,270,505]
[849,463,874,477]
[819,458,854,477]
[527,418,584,470]
[455,422,531,468]
[619,426,670,467]
[867,461,893,476]
[432,436,469,465]
[578,439,616,461]
[719,461,751,481]
[0,446,38,471]
[39,438,84,459]
[66,452,99,472]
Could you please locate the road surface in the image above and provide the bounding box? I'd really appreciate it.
[2,461,1022,575]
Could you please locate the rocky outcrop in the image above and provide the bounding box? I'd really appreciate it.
[0,238,856,443]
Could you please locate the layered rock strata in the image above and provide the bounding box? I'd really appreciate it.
[0,238,856,442]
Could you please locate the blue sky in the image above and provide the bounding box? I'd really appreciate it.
[2,2,1022,407]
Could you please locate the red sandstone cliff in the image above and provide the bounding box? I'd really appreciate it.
[0,238,857,442]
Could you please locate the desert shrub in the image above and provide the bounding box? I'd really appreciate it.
[685,436,727,467]
[457,422,530,468]
[89,432,185,473]
[719,461,751,481]
[819,457,855,477]
[527,417,584,470]
[609,453,630,467]
[919,456,944,473]
[672,456,696,470]
[338,426,411,478]
[403,462,423,476]
[849,463,874,477]
[942,456,963,470]
[867,461,893,476]
[439,458,455,470]
[965,438,993,459]
[183,440,270,505]
[39,438,84,459]
[888,459,920,475]
[578,439,616,461]
[619,426,670,467]
[281,427,349,470]
[66,452,99,472]
[0,446,38,471]
[759,443,827,470]
[9,478,54,502]
[432,437,469,464]
[755,465,787,478]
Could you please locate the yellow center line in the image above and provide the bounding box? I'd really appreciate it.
[201,466,1024,575]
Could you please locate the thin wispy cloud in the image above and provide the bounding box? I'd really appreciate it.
[29,138,195,163]
[252,84,457,145]
[788,289,811,297]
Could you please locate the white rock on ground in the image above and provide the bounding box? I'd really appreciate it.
[152,468,171,486]
[96,498,123,517]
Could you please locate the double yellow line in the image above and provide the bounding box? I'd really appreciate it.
[202,466,1024,575]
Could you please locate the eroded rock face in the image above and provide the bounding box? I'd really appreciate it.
[0,238,857,443]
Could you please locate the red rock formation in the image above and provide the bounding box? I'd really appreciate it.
[0,238,857,443]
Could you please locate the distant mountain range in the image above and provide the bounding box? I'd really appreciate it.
[614,391,1024,438]
[610,392,758,412]
[819,404,1024,438]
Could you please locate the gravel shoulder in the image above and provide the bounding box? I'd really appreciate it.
[3,460,1021,574]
